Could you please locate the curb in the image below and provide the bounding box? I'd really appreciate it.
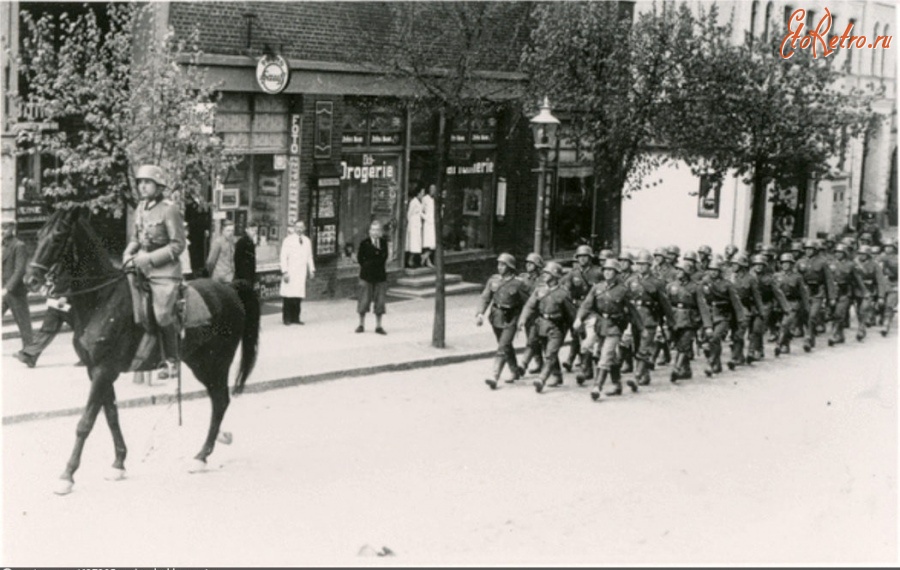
[2,347,535,425]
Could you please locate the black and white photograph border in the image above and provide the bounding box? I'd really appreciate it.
[1,0,898,567]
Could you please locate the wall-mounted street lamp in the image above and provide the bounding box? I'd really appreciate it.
[529,97,559,256]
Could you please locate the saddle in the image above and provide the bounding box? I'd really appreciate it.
[126,274,213,372]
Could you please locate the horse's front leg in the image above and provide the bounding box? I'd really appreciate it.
[56,367,116,495]
[190,365,230,472]
[101,382,128,481]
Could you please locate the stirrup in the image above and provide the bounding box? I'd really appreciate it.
[158,360,178,380]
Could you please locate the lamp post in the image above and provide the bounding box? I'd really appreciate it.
[529,97,559,257]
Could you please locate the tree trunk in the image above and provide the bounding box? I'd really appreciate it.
[746,171,768,251]
[596,176,623,252]
[432,109,448,348]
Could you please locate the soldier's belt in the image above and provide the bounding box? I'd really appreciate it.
[863,279,875,287]
[140,242,168,253]
[599,313,623,319]
[675,303,689,308]
[710,300,731,307]
[632,300,656,309]
[540,313,563,320]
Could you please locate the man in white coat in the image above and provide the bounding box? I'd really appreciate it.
[405,187,424,268]
[280,220,316,325]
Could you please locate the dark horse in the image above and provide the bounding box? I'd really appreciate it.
[24,207,260,495]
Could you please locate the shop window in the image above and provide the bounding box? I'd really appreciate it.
[215,93,289,152]
[337,153,402,267]
[341,97,403,148]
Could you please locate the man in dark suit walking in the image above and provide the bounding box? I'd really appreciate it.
[3,219,33,351]
[233,222,258,285]
[356,220,389,335]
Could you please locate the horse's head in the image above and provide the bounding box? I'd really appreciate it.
[25,208,81,293]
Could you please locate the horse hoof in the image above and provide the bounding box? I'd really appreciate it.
[217,431,233,445]
[104,467,126,481]
[54,479,74,496]
[188,459,208,473]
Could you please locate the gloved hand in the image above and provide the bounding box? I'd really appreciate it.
[133,252,153,273]
[573,318,583,331]
[704,327,714,337]
[282,273,290,284]
[475,313,484,327]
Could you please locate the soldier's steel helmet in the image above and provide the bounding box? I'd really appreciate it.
[750,254,768,266]
[136,164,168,187]
[602,258,620,272]
[653,247,667,257]
[733,254,750,268]
[497,252,517,270]
[543,261,565,279]
[779,252,794,263]
[574,245,594,258]
[635,250,653,264]
[682,250,699,262]
[835,243,849,254]
[868,245,881,255]
[599,249,615,260]
[698,245,712,256]
[762,245,777,255]
[525,252,544,267]
[618,251,634,263]
[724,244,739,258]
[841,236,856,246]
[858,245,872,256]
[676,259,693,272]
[708,257,724,270]
[804,238,818,250]
[668,245,681,257]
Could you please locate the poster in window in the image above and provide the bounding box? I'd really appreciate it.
[258,172,281,196]
[697,176,720,218]
[317,188,336,218]
[315,101,333,158]
[219,187,240,210]
[316,223,337,256]
[463,187,483,216]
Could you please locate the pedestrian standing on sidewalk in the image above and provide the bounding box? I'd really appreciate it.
[206,219,235,283]
[405,187,424,268]
[16,288,85,368]
[477,253,531,390]
[280,220,315,325]
[234,222,258,285]
[356,220,389,335]
[420,184,436,268]
[3,219,33,351]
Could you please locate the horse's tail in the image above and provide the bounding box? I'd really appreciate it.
[231,279,260,395]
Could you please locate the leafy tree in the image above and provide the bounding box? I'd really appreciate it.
[14,3,232,216]
[522,1,704,252]
[362,1,530,348]
[660,17,880,248]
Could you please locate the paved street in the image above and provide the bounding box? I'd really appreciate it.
[2,331,896,566]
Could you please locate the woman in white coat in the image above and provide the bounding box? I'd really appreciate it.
[280,220,315,325]
[405,187,425,268]
[420,184,436,268]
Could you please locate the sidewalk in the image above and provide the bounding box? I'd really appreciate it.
[1,292,545,424]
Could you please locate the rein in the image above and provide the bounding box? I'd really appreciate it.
[51,272,128,298]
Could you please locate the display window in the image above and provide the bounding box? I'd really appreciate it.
[337,153,402,267]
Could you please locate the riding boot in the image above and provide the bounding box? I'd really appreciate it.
[575,353,594,386]
[883,309,895,337]
[519,347,535,377]
[158,324,180,380]
[619,344,633,374]
[485,355,505,390]
[563,348,577,373]
[591,368,609,401]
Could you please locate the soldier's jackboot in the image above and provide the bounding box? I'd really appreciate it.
[654,342,671,367]
[562,348,578,373]
[882,310,895,337]
[485,355,505,390]
[575,353,594,386]
[517,347,535,379]
[619,344,633,374]
[591,368,609,401]
[636,359,651,386]
[606,366,625,396]
[828,321,845,346]
[856,318,867,342]
[728,337,745,370]
[157,324,181,380]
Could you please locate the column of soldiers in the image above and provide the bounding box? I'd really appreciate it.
[476,233,897,401]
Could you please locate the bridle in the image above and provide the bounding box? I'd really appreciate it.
[30,216,127,299]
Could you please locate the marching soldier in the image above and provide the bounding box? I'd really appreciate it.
[827,243,867,346]
[123,164,186,379]
[796,239,836,352]
[749,254,791,361]
[651,246,677,367]
[519,262,577,393]
[879,240,898,336]
[625,250,675,386]
[561,245,604,377]
[723,244,740,280]
[616,251,636,373]
[697,245,713,273]
[728,254,765,368]
[683,251,704,284]
[666,260,713,382]
[772,253,810,356]
[653,247,674,281]
[517,252,546,375]
[854,245,886,341]
[701,258,745,376]
[476,253,531,390]
[574,258,633,400]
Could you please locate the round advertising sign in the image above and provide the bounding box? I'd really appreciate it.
[256,55,290,95]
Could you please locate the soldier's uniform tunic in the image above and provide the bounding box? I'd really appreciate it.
[477,273,531,380]
[561,263,603,369]
[701,275,745,373]
[625,271,675,384]
[773,267,810,352]
[828,257,867,343]
[730,270,766,364]
[751,269,791,358]
[854,257,886,338]
[517,269,545,372]
[125,198,186,327]
[520,284,577,387]
[796,253,836,348]
[665,278,712,379]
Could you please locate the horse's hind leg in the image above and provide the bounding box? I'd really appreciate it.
[57,369,116,495]
[101,384,128,481]
[190,364,230,471]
